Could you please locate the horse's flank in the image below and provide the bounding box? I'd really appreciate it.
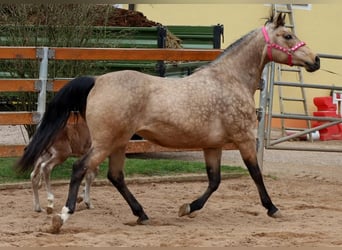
[54,118,91,157]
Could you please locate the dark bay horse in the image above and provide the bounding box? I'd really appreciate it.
[30,118,97,214]
[16,13,320,233]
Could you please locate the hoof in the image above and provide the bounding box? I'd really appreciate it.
[84,202,94,209]
[34,207,43,213]
[270,210,282,218]
[268,208,282,218]
[188,211,197,218]
[178,203,191,217]
[137,214,150,225]
[49,215,63,234]
[46,207,53,215]
[137,218,150,225]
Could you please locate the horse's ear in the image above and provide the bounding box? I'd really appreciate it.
[275,13,286,27]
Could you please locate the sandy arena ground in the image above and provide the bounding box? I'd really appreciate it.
[0,125,342,247]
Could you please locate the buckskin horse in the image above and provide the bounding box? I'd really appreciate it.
[16,13,320,233]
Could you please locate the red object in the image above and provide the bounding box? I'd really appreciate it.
[312,96,342,140]
[313,96,336,111]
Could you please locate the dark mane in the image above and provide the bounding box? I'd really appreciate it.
[224,29,256,53]
[196,11,286,72]
[193,29,258,72]
[198,29,257,70]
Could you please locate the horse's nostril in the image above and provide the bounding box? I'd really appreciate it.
[315,56,320,64]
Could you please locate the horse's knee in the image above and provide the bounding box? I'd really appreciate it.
[209,177,221,192]
[71,160,87,180]
[206,167,221,191]
[107,170,124,188]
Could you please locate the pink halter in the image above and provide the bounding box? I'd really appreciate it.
[262,26,306,66]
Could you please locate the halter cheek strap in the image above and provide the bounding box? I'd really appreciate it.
[262,26,306,66]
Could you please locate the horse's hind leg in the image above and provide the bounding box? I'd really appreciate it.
[41,163,56,214]
[41,153,66,214]
[179,148,222,217]
[238,140,280,218]
[30,159,44,212]
[78,166,99,209]
[107,147,149,224]
[31,152,53,212]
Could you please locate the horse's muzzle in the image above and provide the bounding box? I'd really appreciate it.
[305,56,320,72]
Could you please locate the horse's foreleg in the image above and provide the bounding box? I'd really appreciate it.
[179,148,222,217]
[107,148,149,224]
[50,156,88,234]
[243,158,280,217]
[50,148,107,234]
[239,141,280,218]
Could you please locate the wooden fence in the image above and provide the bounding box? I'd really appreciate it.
[0,46,237,157]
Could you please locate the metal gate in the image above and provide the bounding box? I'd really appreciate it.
[257,53,342,167]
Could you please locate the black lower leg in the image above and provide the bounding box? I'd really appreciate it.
[244,159,278,216]
[189,165,221,213]
[108,171,148,222]
[65,159,87,213]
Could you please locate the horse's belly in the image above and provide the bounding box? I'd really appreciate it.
[136,126,226,149]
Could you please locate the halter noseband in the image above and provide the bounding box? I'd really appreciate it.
[262,26,306,66]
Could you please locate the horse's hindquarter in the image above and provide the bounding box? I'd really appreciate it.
[86,70,257,149]
[86,71,152,140]
[67,121,91,155]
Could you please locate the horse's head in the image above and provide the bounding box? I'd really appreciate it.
[263,12,320,72]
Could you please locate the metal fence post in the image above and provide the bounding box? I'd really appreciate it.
[35,47,49,124]
[256,64,270,170]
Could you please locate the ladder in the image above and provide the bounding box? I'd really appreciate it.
[271,4,312,139]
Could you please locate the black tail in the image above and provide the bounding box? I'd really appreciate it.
[15,76,95,173]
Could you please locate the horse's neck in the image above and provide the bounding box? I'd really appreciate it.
[204,28,266,94]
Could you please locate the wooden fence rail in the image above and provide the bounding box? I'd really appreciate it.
[0,46,237,157]
[0,47,37,59]
[51,47,222,61]
[0,47,222,61]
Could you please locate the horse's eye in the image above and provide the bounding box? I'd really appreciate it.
[284,34,293,40]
